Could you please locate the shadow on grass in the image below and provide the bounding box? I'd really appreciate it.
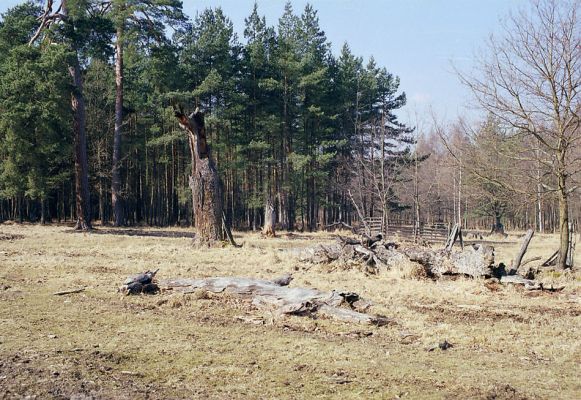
[79,227,196,239]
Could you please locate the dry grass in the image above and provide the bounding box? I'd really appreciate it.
[0,223,579,399]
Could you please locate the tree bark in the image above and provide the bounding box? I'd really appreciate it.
[176,108,224,246]
[40,199,46,225]
[262,195,276,237]
[52,0,92,231]
[112,25,125,226]
[70,58,91,230]
[490,213,504,235]
[557,176,570,269]
[566,222,575,268]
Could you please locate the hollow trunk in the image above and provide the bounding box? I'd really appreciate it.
[262,195,276,237]
[176,108,224,246]
[111,27,124,226]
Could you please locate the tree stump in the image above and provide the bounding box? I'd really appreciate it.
[262,195,276,237]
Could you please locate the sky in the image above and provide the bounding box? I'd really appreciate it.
[1,0,529,125]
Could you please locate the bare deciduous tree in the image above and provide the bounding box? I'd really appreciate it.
[458,0,580,268]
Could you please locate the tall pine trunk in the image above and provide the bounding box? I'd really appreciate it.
[56,1,91,230]
[112,27,124,226]
[70,59,91,230]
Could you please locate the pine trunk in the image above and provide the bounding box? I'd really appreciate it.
[69,58,91,230]
[112,27,124,226]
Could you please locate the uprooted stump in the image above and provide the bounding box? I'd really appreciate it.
[158,276,392,326]
[298,235,564,291]
[300,236,496,278]
[120,269,160,295]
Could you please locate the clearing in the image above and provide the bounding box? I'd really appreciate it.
[0,224,579,399]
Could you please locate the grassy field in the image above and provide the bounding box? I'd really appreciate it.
[0,223,579,399]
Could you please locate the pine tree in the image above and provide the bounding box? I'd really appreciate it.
[242,3,278,234]
[109,0,185,226]
[0,3,72,223]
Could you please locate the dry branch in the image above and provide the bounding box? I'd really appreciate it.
[53,287,85,296]
[542,250,559,267]
[325,222,357,233]
[520,256,542,267]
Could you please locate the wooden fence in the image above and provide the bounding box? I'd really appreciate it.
[359,217,449,244]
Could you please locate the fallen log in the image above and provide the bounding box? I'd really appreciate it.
[500,275,541,290]
[400,244,494,277]
[447,244,495,277]
[159,277,392,326]
[499,275,565,292]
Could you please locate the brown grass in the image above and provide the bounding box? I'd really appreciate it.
[0,224,579,399]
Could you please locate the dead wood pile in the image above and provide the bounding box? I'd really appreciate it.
[299,233,564,291]
[299,235,496,278]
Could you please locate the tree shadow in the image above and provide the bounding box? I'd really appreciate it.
[85,227,196,239]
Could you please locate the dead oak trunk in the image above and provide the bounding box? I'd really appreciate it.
[176,108,224,246]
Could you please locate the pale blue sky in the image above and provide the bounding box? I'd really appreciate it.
[1,0,528,124]
[188,0,527,124]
